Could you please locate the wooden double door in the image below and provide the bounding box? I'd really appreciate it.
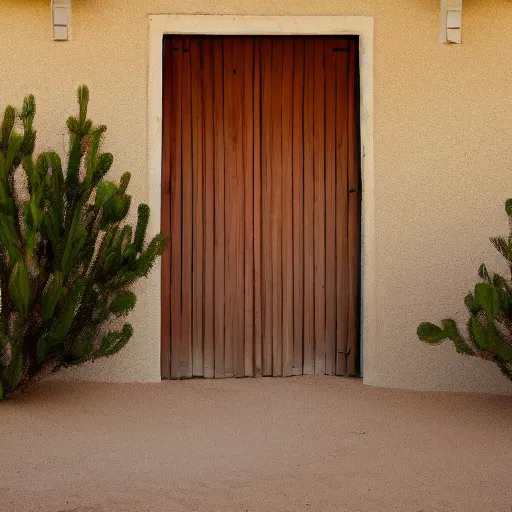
[161,35,360,379]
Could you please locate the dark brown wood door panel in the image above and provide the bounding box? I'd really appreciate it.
[161,35,360,379]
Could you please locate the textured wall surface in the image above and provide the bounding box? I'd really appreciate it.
[1,0,512,393]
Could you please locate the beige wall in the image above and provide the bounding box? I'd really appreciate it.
[1,0,512,393]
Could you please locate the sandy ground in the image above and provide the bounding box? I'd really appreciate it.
[1,376,511,512]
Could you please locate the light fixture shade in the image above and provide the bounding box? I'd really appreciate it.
[51,0,71,41]
[446,10,462,43]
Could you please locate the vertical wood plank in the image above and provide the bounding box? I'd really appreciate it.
[335,46,349,377]
[271,38,283,377]
[191,38,204,377]
[261,38,273,376]
[233,38,246,378]
[282,38,294,377]
[170,37,183,379]
[203,38,215,379]
[213,38,226,378]
[253,39,263,377]
[324,40,337,376]
[292,39,305,376]
[161,38,173,379]
[347,38,360,377]
[181,36,193,378]
[302,39,315,375]
[223,38,235,378]
[313,39,326,375]
[244,38,255,377]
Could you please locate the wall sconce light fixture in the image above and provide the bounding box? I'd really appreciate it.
[440,0,462,44]
[52,0,71,41]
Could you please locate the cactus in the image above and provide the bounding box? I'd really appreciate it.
[417,200,512,381]
[0,86,165,399]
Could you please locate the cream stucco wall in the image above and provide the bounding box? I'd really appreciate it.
[1,0,512,394]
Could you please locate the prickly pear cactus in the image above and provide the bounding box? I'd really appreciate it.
[0,86,165,399]
[417,203,512,381]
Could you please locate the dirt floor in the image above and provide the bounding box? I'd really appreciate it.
[1,376,512,512]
